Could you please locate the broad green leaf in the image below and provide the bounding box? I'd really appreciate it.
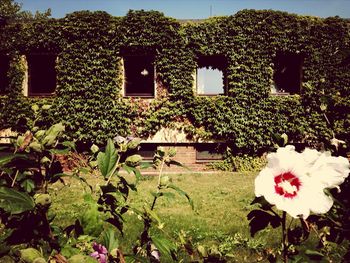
[41,123,65,147]
[97,139,118,178]
[151,235,177,261]
[247,209,281,237]
[144,206,162,225]
[250,196,274,210]
[0,153,26,167]
[167,160,190,170]
[0,146,11,151]
[160,192,176,199]
[62,141,76,151]
[49,148,71,155]
[0,154,16,167]
[0,187,35,214]
[140,162,152,169]
[100,228,119,252]
[167,184,194,209]
[122,164,141,184]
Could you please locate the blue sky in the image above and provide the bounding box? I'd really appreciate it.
[19,0,350,19]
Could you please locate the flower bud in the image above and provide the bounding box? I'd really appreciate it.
[125,154,142,167]
[160,176,170,186]
[40,156,51,164]
[127,138,141,150]
[168,148,176,157]
[29,141,43,153]
[34,194,52,208]
[90,144,99,154]
[20,248,42,263]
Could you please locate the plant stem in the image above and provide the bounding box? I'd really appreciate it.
[151,159,165,211]
[282,211,288,262]
[10,170,19,187]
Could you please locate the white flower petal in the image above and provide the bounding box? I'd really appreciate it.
[254,146,350,219]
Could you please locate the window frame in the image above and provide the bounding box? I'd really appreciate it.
[195,143,224,163]
[272,52,304,95]
[138,143,158,160]
[123,55,156,98]
[0,54,10,95]
[195,55,227,96]
[27,53,57,97]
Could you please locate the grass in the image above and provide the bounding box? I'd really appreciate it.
[49,171,349,262]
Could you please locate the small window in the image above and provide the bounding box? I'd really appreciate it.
[196,143,224,162]
[139,143,157,160]
[272,52,303,95]
[27,53,57,96]
[0,55,10,95]
[124,55,155,97]
[196,55,226,96]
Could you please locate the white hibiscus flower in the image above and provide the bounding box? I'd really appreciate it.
[255,145,350,219]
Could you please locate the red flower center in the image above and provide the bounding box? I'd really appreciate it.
[274,172,301,198]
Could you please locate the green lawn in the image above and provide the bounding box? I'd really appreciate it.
[49,171,348,262]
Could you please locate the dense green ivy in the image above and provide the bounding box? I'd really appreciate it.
[0,9,349,153]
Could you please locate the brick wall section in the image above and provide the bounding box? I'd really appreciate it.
[144,145,212,173]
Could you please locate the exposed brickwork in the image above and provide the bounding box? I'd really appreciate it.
[151,145,213,173]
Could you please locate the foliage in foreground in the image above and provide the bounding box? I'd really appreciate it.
[0,116,196,262]
[0,107,349,262]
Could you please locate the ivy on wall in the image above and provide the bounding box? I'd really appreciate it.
[0,9,349,153]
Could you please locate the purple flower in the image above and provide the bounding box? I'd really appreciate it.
[90,242,108,263]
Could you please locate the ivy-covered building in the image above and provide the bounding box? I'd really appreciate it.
[0,10,349,167]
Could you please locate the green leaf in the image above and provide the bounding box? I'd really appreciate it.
[100,228,119,252]
[49,148,71,155]
[167,184,194,209]
[42,123,65,146]
[97,139,118,178]
[0,153,26,167]
[247,209,281,237]
[250,196,274,210]
[122,164,141,184]
[140,162,152,169]
[151,235,177,261]
[144,206,162,225]
[0,187,35,214]
[305,250,324,260]
[160,192,176,199]
[167,160,191,171]
[20,179,35,193]
[62,141,76,151]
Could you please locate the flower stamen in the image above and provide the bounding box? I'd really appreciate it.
[274,172,301,198]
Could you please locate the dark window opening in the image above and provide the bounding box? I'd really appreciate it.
[197,55,227,96]
[0,55,10,95]
[272,52,303,94]
[139,143,158,160]
[124,55,155,97]
[27,53,57,96]
[196,143,224,162]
